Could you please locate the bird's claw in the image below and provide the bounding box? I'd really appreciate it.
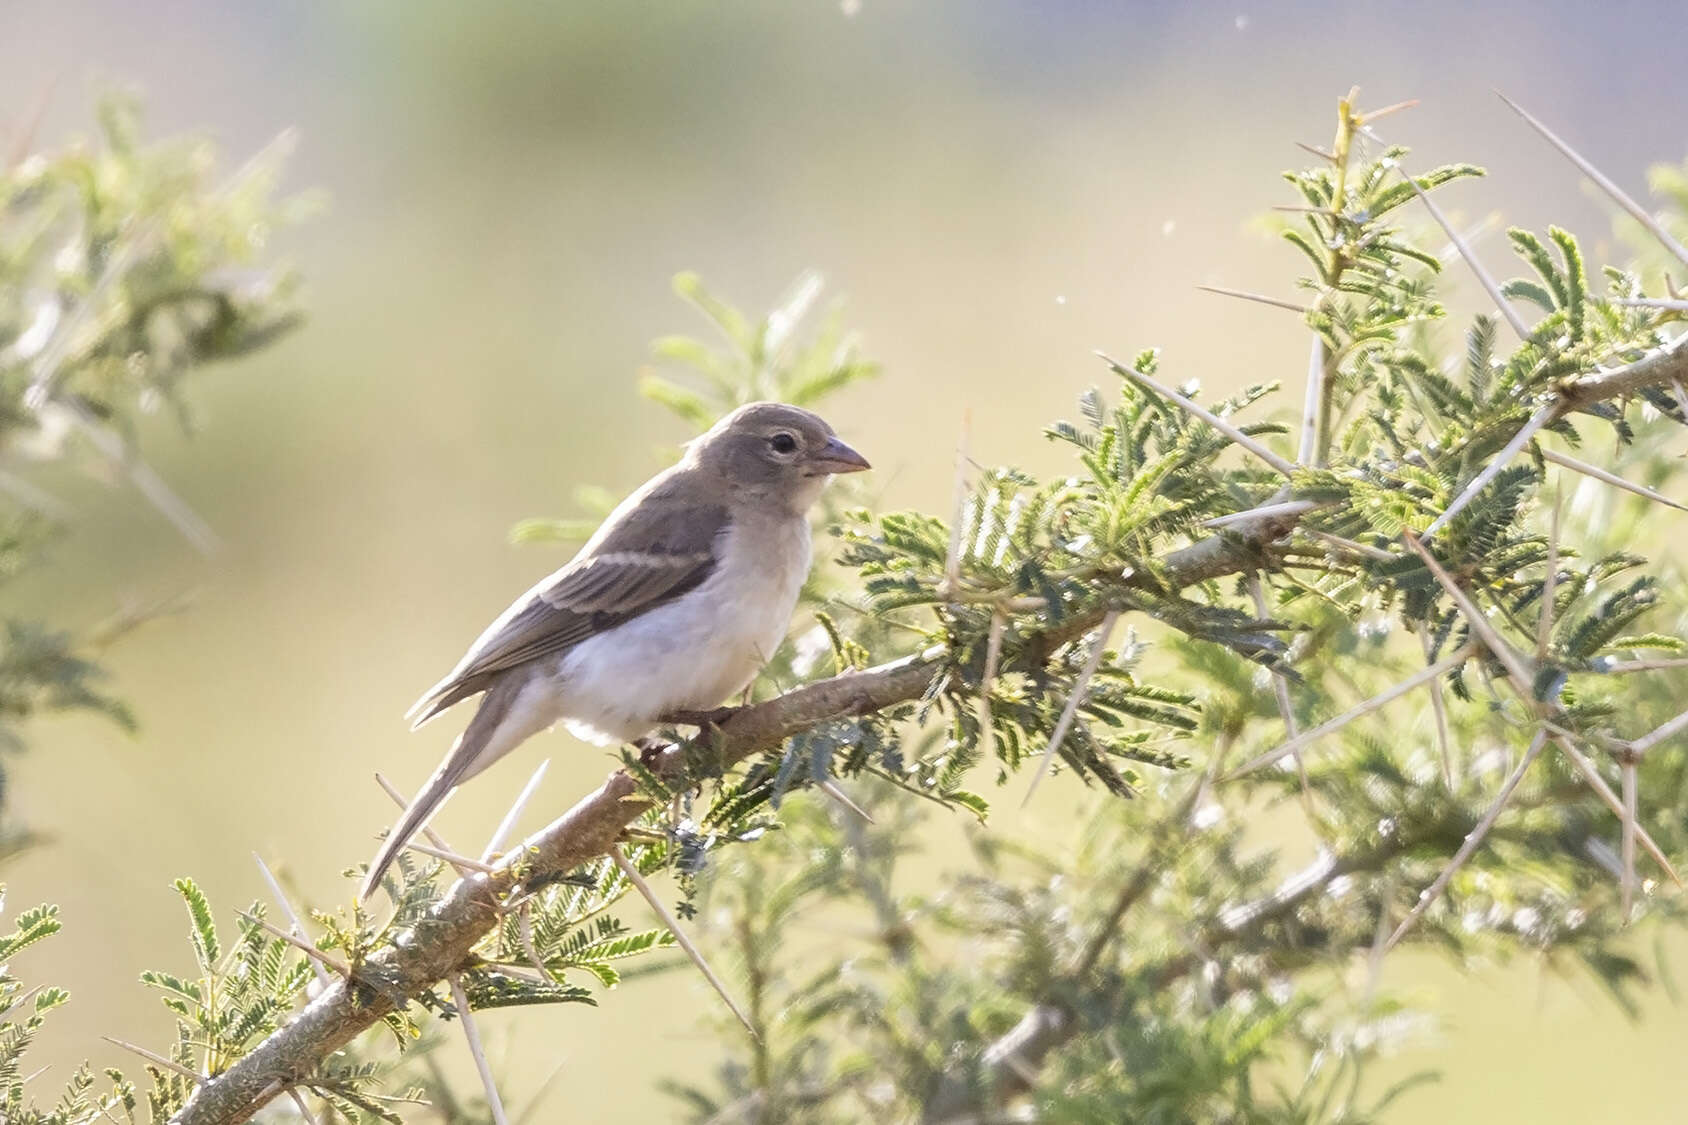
[662,705,743,729]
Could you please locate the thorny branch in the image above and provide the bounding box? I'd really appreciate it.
[170,326,1688,1124]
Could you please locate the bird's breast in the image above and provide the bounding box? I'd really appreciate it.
[553,514,811,743]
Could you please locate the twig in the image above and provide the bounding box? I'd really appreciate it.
[482,761,551,862]
[253,854,330,990]
[448,974,511,1125]
[1195,284,1313,315]
[1023,611,1120,806]
[1226,646,1473,778]
[1098,352,1297,476]
[1543,448,1687,512]
[609,846,756,1038]
[102,1037,202,1083]
[1422,403,1554,539]
[1496,91,1688,270]
[1385,728,1548,951]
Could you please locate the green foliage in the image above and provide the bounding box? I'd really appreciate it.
[0,889,138,1123]
[0,95,306,853]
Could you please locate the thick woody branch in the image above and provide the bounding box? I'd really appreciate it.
[172,331,1687,1125]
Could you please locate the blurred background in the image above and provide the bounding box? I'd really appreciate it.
[3,1,1687,1119]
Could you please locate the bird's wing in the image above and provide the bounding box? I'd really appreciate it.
[406,480,729,726]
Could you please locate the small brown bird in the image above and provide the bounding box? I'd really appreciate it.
[362,402,870,896]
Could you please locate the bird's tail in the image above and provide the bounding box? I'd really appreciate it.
[361,674,532,900]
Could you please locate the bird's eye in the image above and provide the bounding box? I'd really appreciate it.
[769,432,799,455]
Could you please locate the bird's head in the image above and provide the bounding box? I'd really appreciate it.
[692,401,870,510]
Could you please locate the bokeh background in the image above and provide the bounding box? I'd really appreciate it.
[4,2,1688,1120]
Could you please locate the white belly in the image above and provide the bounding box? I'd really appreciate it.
[552,514,810,744]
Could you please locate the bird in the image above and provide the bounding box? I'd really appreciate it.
[361,401,870,898]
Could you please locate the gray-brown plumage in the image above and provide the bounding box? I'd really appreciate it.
[363,402,869,898]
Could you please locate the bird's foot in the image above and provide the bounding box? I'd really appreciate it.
[634,735,674,769]
[663,705,743,729]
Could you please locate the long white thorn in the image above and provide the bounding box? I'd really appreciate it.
[1226,646,1473,779]
[374,772,473,877]
[1196,284,1314,314]
[1403,535,1535,689]
[1550,734,1681,886]
[1394,159,1532,340]
[482,760,550,862]
[1298,335,1325,465]
[610,846,757,1038]
[1418,623,1456,790]
[1423,404,1554,540]
[978,608,1006,760]
[1249,574,1312,812]
[407,842,498,873]
[449,974,511,1125]
[1603,658,1688,675]
[1023,611,1120,806]
[939,411,972,600]
[64,404,223,556]
[101,1037,202,1083]
[516,903,551,979]
[287,1089,324,1125]
[1538,488,1561,663]
[1098,352,1298,477]
[817,778,874,824]
[1386,728,1548,951]
[1629,707,1688,758]
[1622,759,1639,922]
[1306,528,1398,562]
[1497,91,1688,270]
[1543,448,1688,512]
[1611,298,1688,311]
[0,469,71,519]
[239,912,355,979]
[252,854,329,990]
[1201,499,1327,529]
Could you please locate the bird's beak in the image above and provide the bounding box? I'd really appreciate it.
[809,436,872,475]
